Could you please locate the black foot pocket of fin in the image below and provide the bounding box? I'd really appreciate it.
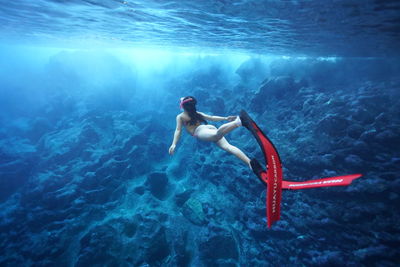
[250,158,266,184]
[240,110,253,130]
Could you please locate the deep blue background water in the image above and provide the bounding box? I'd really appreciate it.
[0,0,400,266]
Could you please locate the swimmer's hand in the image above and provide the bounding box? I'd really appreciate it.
[227,116,236,121]
[169,144,176,155]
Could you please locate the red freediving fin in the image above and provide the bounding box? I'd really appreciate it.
[282,174,362,189]
[240,110,362,228]
[241,110,282,228]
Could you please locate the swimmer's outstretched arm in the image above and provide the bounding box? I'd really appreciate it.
[169,114,182,155]
[198,112,236,122]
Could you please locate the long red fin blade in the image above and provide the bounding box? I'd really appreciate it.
[252,122,282,228]
[282,174,362,190]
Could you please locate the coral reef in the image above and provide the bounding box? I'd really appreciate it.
[0,53,399,266]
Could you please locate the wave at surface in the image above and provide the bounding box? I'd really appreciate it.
[0,0,399,56]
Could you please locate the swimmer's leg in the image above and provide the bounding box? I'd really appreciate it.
[215,116,242,139]
[216,137,251,168]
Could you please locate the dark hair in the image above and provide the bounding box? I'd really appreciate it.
[181,96,207,125]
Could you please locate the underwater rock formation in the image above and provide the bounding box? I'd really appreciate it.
[182,197,206,226]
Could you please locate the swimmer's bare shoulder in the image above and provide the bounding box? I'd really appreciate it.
[179,112,190,123]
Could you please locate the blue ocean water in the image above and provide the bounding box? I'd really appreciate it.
[0,0,399,266]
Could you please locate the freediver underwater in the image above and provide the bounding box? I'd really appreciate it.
[169,98,363,228]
